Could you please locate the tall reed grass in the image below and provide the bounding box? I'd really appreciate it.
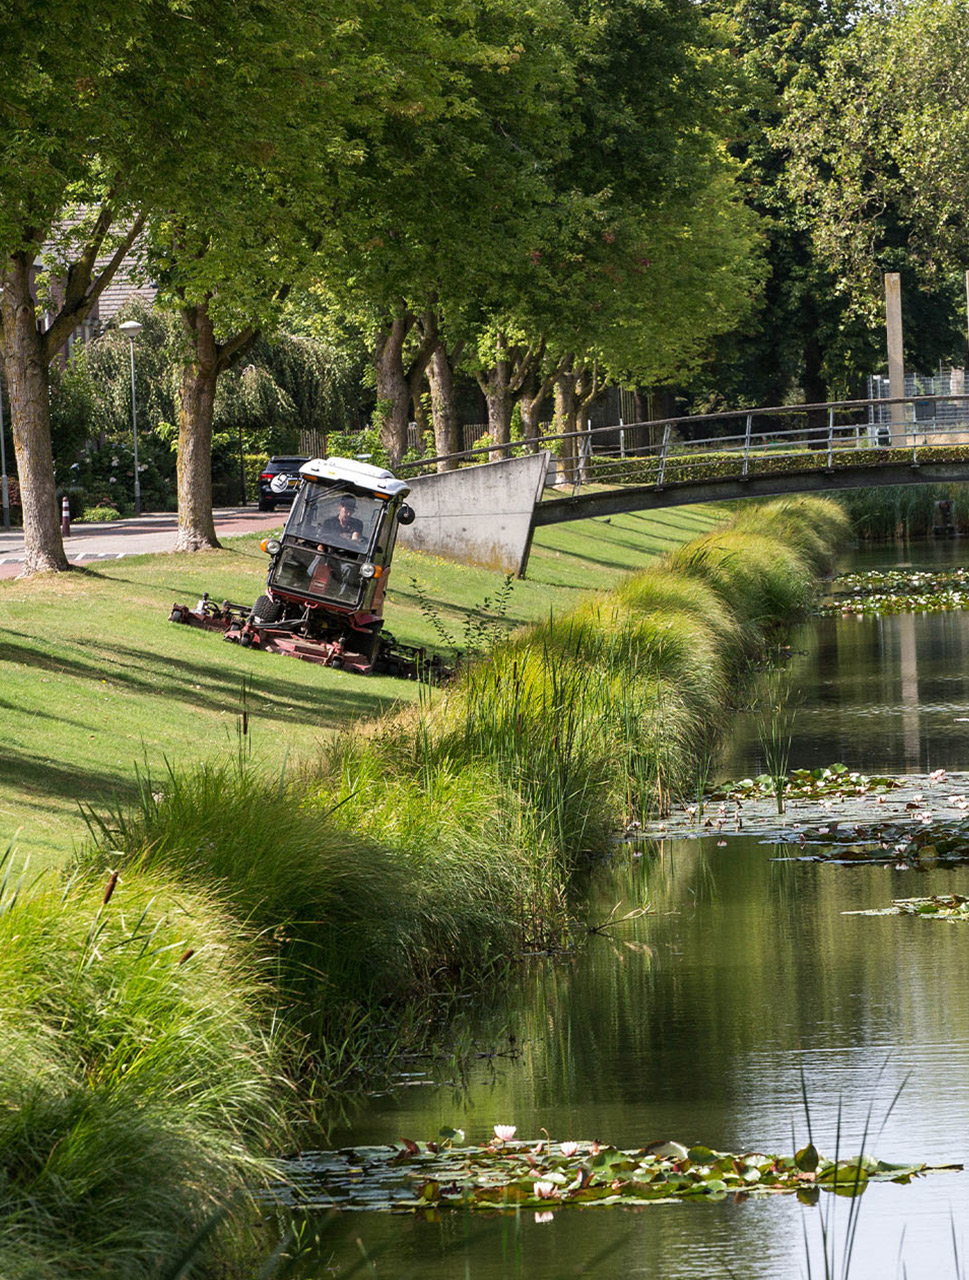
[15,497,847,1276]
[0,855,286,1279]
[841,483,968,540]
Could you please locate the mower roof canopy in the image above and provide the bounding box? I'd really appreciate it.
[300,456,410,498]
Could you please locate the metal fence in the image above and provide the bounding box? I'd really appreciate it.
[396,392,969,486]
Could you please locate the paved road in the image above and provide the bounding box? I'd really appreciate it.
[0,507,285,580]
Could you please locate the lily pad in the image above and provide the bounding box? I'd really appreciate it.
[847,894,969,921]
[266,1137,961,1213]
[818,567,969,617]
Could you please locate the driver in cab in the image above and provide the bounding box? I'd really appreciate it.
[319,495,363,546]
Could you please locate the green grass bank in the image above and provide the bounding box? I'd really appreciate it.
[0,503,723,868]
[0,497,849,1278]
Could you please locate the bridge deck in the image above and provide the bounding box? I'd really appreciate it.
[534,455,969,526]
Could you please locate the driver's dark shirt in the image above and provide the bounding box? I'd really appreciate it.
[321,513,363,541]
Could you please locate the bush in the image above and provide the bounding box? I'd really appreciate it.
[80,505,121,522]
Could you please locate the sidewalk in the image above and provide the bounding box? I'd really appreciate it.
[0,507,284,579]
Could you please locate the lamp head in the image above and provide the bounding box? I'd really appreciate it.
[118,320,143,338]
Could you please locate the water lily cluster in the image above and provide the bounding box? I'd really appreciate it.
[278,1133,952,1214]
[820,567,969,616]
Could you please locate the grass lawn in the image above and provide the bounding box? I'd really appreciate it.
[0,502,728,868]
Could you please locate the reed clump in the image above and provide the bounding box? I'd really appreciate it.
[0,858,286,1280]
[82,761,421,1015]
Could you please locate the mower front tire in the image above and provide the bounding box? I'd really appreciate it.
[250,595,283,624]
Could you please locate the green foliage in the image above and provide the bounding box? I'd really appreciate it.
[840,484,969,541]
[720,763,902,803]
[412,571,516,664]
[79,505,121,523]
[325,424,390,469]
[821,565,969,616]
[7,497,847,1273]
[859,895,969,920]
[79,761,417,1017]
[590,443,969,490]
[781,0,969,362]
[0,858,287,1279]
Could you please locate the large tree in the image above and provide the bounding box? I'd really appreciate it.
[0,0,300,572]
[459,0,763,462]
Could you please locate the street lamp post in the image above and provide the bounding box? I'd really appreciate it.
[0,284,8,529]
[119,320,143,515]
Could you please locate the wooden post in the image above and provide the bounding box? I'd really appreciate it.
[885,272,906,447]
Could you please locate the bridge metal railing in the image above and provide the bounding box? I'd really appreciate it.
[397,393,969,491]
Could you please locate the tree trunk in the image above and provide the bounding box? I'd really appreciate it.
[173,299,259,551]
[632,389,652,451]
[374,315,414,468]
[411,377,431,449]
[802,313,829,446]
[0,254,69,575]
[574,361,601,484]
[519,376,544,453]
[520,348,562,454]
[477,333,514,461]
[428,343,462,471]
[174,304,221,552]
[554,363,579,483]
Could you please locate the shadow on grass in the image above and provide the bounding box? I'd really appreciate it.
[0,630,402,729]
[0,746,142,814]
[388,580,537,633]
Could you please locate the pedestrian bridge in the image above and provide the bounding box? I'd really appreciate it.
[399,393,969,573]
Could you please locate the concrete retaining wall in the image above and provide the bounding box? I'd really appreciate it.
[398,452,550,577]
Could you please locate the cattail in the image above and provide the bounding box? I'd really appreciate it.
[178,947,195,965]
[102,870,119,905]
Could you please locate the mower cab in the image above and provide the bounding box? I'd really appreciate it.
[224,457,422,674]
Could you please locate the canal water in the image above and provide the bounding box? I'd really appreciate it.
[291,544,969,1279]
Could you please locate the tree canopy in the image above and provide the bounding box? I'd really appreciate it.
[780,0,969,374]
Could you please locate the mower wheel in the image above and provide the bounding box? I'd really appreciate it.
[251,594,283,624]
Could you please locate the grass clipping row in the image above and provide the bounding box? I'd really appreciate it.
[4,496,847,1279]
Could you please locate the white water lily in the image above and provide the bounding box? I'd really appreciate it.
[493,1125,517,1143]
[560,1141,579,1158]
[534,1181,557,1199]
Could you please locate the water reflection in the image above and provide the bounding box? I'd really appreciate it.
[725,543,969,779]
[285,544,969,1279]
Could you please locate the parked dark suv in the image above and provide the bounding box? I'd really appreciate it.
[257,456,310,511]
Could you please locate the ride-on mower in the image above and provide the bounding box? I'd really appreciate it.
[170,457,442,679]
